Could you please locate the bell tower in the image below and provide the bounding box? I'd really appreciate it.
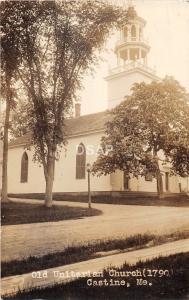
[106,6,160,109]
[116,6,149,66]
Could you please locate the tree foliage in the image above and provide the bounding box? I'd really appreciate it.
[93,77,189,196]
[1,0,129,206]
[1,0,26,202]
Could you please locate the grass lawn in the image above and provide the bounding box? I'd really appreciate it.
[2,231,188,278]
[1,201,102,226]
[9,193,189,207]
[4,252,189,299]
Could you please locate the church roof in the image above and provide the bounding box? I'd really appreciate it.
[66,110,109,136]
[9,110,110,148]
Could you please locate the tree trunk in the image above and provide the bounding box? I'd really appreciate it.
[45,175,54,208]
[44,150,55,207]
[156,170,164,199]
[1,89,11,203]
[153,150,164,199]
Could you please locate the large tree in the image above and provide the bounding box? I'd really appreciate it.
[93,77,189,198]
[1,1,23,202]
[1,1,49,202]
[3,0,129,207]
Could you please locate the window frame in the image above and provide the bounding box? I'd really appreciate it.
[20,152,29,183]
[76,143,86,180]
[131,25,136,38]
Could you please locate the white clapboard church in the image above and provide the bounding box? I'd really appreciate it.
[8,7,188,199]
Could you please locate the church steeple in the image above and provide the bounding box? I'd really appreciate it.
[115,6,150,66]
[105,5,159,110]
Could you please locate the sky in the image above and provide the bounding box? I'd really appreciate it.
[80,0,189,115]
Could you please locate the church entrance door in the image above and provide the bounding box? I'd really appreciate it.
[165,172,169,192]
[124,172,130,190]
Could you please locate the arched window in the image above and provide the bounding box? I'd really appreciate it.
[139,27,142,40]
[165,172,169,191]
[123,26,128,40]
[124,172,130,190]
[21,152,28,183]
[76,143,86,179]
[131,25,136,38]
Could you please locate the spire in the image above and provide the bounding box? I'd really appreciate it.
[127,1,137,19]
[128,0,134,6]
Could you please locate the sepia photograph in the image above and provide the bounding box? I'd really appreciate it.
[1,0,189,299]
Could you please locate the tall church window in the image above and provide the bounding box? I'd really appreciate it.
[131,25,136,38]
[124,27,128,40]
[139,27,142,40]
[165,172,169,191]
[21,152,28,183]
[124,172,130,190]
[76,143,86,179]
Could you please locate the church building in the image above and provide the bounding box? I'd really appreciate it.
[8,7,188,198]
